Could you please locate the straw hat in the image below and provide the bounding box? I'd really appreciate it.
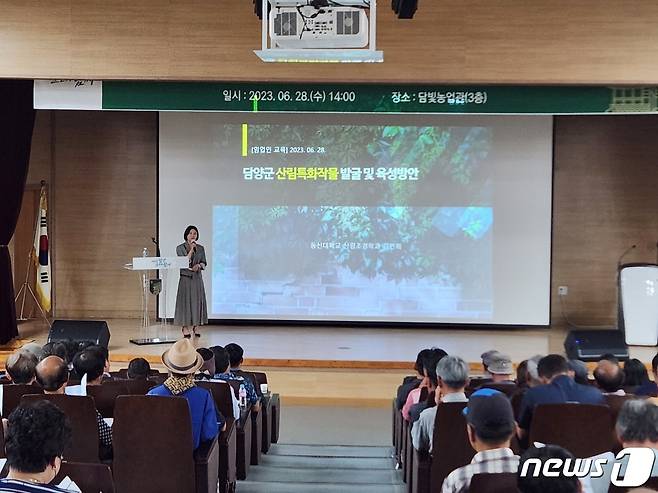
[161,339,204,374]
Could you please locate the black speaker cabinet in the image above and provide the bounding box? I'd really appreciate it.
[564,329,628,362]
[48,320,110,349]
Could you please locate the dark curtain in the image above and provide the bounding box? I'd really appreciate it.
[0,80,36,344]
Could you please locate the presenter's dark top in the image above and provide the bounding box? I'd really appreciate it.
[518,374,605,430]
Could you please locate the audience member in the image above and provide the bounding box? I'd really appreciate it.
[396,348,431,410]
[593,359,625,394]
[635,354,658,397]
[516,360,529,389]
[207,346,240,418]
[412,355,469,453]
[483,353,515,384]
[615,399,658,476]
[223,342,260,411]
[196,348,216,378]
[517,445,582,493]
[127,357,150,380]
[525,355,544,388]
[37,355,113,460]
[0,401,72,492]
[441,389,519,493]
[567,359,589,386]
[35,356,69,392]
[481,350,499,374]
[40,342,68,363]
[6,351,38,384]
[149,339,223,450]
[517,354,604,439]
[72,347,106,386]
[20,343,43,361]
[623,358,650,393]
[599,353,619,364]
[402,348,447,421]
[213,345,260,412]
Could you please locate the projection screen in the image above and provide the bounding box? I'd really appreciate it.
[158,112,552,326]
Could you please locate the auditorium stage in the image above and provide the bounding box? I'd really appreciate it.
[12,319,657,407]
[18,318,561,364]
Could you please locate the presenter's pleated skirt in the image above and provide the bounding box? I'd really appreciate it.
[174,273,208,326]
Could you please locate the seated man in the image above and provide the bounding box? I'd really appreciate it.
[223,343,261,412]
[412,355,469,453]
[593,359,625,395]
[149,339,223,450]
[615,399,658,476]
[6,350,38,384]
[568,359,590,386]
[69,350,114,457]
[635,353,658,397]
[518,445,582,493]
[0,401,73,492]
[441,389,519,493]
[127,357,150,380]
[517,354,604,440]
[484,353,515,384]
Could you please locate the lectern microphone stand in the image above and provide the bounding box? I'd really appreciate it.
[124,256,188,345]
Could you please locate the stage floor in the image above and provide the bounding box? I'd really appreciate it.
[17,318,658,365]
[18,318,561,363]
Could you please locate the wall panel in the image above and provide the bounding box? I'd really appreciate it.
[21,111,658,327]
[52,111,157,318]
[2,1,658,83]
[552,115,658,327]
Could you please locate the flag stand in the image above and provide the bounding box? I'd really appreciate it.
[14,247,51,326]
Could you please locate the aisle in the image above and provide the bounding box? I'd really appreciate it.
[238,443,404,493]
[238,405,404,492]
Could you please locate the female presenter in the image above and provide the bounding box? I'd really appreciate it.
[175,225,208,338]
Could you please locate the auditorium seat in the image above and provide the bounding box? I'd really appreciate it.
[113,395,219,493]
[21,394,100,463]
[123,378,156,395]
[469,472,518,493]
[197,380,238,493]
[2,383,43,418]
[269,392,281,444]
[603,394,641,423]
[52,461,115,493]
[528,403,615,457]
[431,402,473,490]
[251,371,273,453]
[226,380,256,477]
[87,381,129,418]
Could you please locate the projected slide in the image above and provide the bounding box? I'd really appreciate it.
[159,113,552,325]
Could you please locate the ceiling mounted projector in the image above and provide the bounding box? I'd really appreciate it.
[254,0,383,63]
[270,6,368,49]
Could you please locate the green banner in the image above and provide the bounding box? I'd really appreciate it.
[102,81,658,114]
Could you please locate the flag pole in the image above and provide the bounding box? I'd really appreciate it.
[14,181,51,327]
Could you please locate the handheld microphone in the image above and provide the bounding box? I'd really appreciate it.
[617,244,637,268]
